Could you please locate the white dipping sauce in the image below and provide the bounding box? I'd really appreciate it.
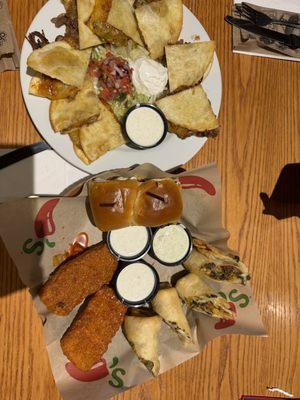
[153,225,190,264]
[116,262,156,303]
[109,226,149,258]
[126,107,165,147]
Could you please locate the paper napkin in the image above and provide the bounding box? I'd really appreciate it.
[0,0,20,71]
[232,1,300,62]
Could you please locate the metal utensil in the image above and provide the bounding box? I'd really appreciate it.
[241,2,300,29]
[225,16,300,49]
[0,141,51,170]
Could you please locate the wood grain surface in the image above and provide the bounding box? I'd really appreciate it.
[0,1,299,399]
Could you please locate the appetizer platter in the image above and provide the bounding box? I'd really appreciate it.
[37,177,250,376]
[0,164,266,400]
[20,0,222,173]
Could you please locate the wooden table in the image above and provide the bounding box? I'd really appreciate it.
[0,1,299,399]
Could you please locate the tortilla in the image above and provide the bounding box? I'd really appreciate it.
[175,273,236,320]
[29,75,79,100]
[77,0,102,49]
[68,130,91,164]
[50,78,101,132]
[165,41,215,93]
[156,85,219,138]
[27,41,91,87]
[135,0,183,59]
[123,315,162,376]
[151,287,192,343]
[79,101,125,162]
[88,0,112,25]
[107,0,143,45]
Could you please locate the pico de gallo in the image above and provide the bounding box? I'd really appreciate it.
[89,52,133,101]
[89,46,151,119]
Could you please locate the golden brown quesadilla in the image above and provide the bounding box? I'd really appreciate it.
[50,77,101,132]
[27,41,91,87]
[77,0,102,49]
[79,101,125,162]
[135,0,183,59]
[29,75,79,100]
[107,0,143,45]
[165,41,215,93]
[156,85,219,138]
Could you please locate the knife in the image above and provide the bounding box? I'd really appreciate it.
[225,16,300,49]
[0,141,51,170]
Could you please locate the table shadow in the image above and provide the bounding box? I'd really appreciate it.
[0,146,41,296]
[260,163,300,220]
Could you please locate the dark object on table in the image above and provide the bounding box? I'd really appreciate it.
[238,2,300,29]
[260,163,300,220]
[0,142,50,170]
[225,16,300,49]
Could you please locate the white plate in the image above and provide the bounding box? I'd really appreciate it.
[20,0,222,174]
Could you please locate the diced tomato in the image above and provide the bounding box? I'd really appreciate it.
[88,51,133,101]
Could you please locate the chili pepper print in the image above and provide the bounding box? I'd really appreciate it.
[65,359,109,382]
[214,289,250,330]
[178,176,216,195]
[34,199,60,238]
[22,199,60,256]
[214,302,236,330]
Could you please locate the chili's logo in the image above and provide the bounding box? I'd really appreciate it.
[22,199,60,256]
[65,356,126,388]
[214,289,250,330]
[0,32,7,46]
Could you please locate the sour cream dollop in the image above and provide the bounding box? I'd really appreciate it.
[129,57,168,98]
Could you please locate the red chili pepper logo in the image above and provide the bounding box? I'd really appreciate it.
[65,359,109,382]
[214,302,236,330]
[178,176,216,195]
[34,199,60,238]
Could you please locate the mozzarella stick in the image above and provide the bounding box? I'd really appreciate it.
[61,286,127,371]
[39,243,118,315]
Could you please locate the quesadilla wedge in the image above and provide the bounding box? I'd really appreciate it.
[79,101,125,162]
[123,315,162,376]
[68,130,92,165]
[175,273,236,320]
[27,41,91,87]
[107,0,143,45]
[87,0,130,46]
[135,0,183,59]
[183,239,250,285]
[165,41,215,93]
[151,287,192,343]
[77,0,102,49]
[29,75,79,100]
[50,77,101,132]
[156,85,219,139]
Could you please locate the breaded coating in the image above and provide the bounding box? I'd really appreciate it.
[39,243,118,316]
[61,286,127,371]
